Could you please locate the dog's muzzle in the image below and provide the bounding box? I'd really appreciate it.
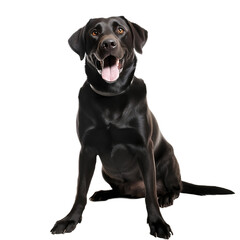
[90,36,125,83]
[99,55,124,82]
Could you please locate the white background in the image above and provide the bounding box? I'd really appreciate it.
[0,0,239,240]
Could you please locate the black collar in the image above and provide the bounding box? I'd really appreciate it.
[89,78,134,97]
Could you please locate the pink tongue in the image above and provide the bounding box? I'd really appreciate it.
[102,63,119,82]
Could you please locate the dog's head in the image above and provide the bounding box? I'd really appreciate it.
[69,17,147,89]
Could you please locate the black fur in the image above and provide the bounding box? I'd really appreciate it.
[51,16,234,239]
[182,181,234,195]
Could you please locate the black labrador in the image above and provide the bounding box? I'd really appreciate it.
[51,16,234,239]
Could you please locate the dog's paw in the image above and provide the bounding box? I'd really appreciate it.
[147,217,173,239]
[158,192,179,208]
[51,218,79,234]
[90,190,117,201]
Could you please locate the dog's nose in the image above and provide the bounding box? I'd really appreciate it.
[101,39,117,50]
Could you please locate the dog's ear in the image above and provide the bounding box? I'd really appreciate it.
[68,26,86,60]
[121,16,148,54]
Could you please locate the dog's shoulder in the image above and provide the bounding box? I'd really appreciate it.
[130,77,147,98]
[78,81,92,99]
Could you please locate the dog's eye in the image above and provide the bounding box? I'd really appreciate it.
[91,29,99,36]
[117,27,124,35]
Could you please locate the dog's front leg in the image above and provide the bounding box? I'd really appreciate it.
[138,141,173,239]
[51,146,96,234]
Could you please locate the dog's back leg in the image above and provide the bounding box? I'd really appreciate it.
[90,189,120,201]
[90,170,146,201]
[155,139,182,208]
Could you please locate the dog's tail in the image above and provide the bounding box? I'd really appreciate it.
[181,181,234,195]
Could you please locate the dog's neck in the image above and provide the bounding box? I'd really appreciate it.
[89,77,135,97]
[85,55,137,96]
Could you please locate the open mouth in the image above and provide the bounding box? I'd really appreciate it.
[94,55,124,83]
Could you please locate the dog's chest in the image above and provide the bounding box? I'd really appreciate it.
[94,124,143,179]
[83,121,143,152]
[79,81,147,151]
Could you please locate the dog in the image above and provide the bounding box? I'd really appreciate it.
[51,16,234,239]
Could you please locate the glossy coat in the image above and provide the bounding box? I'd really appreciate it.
[51,16,234,239]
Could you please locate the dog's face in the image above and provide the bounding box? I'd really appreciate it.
[69,17,148,85]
